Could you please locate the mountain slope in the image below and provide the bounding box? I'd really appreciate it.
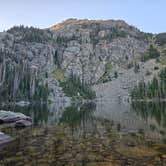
[50,19,151,83]
[0,19,165,102]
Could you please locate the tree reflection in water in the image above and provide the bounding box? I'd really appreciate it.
[131,101,166,128]
[60,102,96,137]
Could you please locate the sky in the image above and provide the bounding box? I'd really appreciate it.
[0,0,165,33]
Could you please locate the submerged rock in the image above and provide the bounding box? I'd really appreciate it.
[0,132,15,148]
[0,110,32,127]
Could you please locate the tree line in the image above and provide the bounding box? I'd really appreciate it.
[131,68,166,100]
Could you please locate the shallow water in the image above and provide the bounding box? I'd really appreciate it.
[0,100,166,166]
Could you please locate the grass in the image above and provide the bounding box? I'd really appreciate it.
[52,69,65,81]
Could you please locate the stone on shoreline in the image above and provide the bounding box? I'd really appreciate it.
[0,110,32,127]
[0,132,15,148]
[0,110,32,123]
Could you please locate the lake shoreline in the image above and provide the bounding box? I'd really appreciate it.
[131,98,166,102]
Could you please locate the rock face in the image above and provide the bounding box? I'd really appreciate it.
[51,19,150,84]
[0,27,66,102]
[0,18,158,102]
[0,110,32,127]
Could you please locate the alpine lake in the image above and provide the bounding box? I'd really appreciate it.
[0,100,166,166]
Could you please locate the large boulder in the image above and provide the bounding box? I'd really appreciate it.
[0,110,32,127]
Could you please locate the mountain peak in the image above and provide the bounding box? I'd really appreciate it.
[50,18,128,31]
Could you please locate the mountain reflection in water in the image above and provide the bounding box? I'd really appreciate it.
[1,101,166,134]
[0,101,166,166]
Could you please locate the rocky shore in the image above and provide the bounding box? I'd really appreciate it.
[0,110,32,148]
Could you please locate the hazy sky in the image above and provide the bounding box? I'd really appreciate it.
[0,0,165,33]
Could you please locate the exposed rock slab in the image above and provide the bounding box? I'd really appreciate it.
[0,110,32,127]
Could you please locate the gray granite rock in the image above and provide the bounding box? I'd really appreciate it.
[0,110,32,126]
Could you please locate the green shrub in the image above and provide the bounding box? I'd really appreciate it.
[155,33,166,45]
[141,45,160,62]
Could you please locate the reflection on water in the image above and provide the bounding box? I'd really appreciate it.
[60,102,97,140]
[1,101,166,133]
[132,102,166,135]
[131,101,166,129]
[0,101,166,165]
[60,103,96,126]
[0,102,69,126]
